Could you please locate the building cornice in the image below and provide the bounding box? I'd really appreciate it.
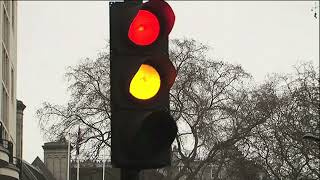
[17,100,26,112]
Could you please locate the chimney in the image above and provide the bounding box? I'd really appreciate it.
[42,137,68,180]
[16,100,26,159]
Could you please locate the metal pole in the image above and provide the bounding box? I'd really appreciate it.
[77,157,80,180]
[67,140,71,180]
[102,160,105,180]
[121,169,140,180]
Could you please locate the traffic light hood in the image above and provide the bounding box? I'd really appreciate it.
[141,0,175,36]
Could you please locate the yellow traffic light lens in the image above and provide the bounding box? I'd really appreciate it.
[130,64,161,100]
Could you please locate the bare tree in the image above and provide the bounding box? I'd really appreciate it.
[248,62,320,180]
[37,39,318,180]
[37,48,111,159]
[154,39,270,180]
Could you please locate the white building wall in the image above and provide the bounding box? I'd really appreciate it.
[0,0,18,156]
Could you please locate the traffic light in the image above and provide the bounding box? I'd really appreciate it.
[110,0,177,169]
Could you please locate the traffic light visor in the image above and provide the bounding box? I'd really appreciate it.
[128,10,160,46]
[129,64,161,100]
[142,0,175,35]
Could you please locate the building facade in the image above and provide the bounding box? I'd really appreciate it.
[0,0,21,179]
[42,138,69,180]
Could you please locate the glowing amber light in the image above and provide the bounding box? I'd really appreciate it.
[129,64,161,100]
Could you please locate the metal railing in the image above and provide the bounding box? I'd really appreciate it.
[12,157,22,170]
[0,121,21,172]
[0,138,12,153]
[0,121,3,139]
[70,158,112,168]
[0,121,12,154]
[0,140,21,171]
[0,121,16,146]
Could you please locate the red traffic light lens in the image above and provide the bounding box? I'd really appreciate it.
[128,10,160,46]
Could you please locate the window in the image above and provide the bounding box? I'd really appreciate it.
[12,1,15,31]
[1,85,9,129]
[2,46,9,87]
[11,68,14,101]
[4,1,11,16]
[2,5,10,50]
[1,45,10,133]
[211,167,214,179]
[0,1,13,142]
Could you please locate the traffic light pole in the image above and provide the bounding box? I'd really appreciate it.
[121,169,140,180]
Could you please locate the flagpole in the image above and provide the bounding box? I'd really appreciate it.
[102,159,105,180]
[102,148,106,180]
[76,122,81,180]
[67,138,71,180]
[77,123,80,180]
[77,156,80,180]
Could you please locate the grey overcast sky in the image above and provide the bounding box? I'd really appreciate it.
[17,1,319,163]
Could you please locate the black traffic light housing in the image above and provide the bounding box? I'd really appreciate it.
[110,0,177,169]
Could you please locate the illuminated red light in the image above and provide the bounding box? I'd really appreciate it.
[128,10,160,46]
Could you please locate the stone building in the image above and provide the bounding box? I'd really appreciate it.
[24,138,162,180]
[42,139,69,180]
[25,138,271,180]
[0,100,24,180]
[0,0,21,179]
